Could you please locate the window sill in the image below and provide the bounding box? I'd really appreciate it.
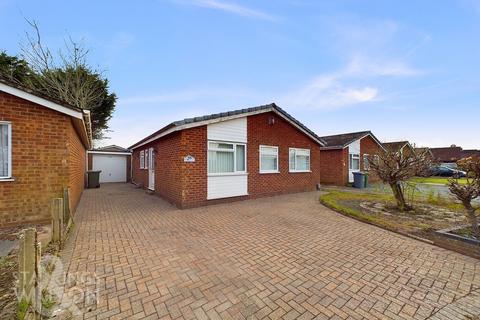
[208,172,248,177]
[259,171,280,174]
[0,178,15,182]
[289,170,311,173]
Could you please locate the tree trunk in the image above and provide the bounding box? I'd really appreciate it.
[466,207,479,239]
[390,182,407,212]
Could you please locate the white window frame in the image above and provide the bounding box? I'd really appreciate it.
[144,149,149,169]
[139,150,145,169]
[259,145,279,174]
[0,121,12,180]
[349,153,360,170]
[289,148,311,173]
[207,141,247,176]
[363,154,370,171]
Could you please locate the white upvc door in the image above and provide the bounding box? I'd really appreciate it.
[148,148,155,190]
[348,153,360,183]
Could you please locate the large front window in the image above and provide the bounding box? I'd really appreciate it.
[0,122,12,179]
[259,145,278,173]
[289,148,310,172]
[208,141,246,174]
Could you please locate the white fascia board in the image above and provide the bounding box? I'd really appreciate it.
[0,82,83,119]
[343,133,387,152]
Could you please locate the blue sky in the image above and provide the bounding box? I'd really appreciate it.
[1,0,479,148]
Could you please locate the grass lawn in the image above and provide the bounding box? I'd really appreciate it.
[320,188,464,234]
[410,176,468,185]
[320,190,402,231]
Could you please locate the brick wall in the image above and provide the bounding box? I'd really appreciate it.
[132,132,184,205]
[87,153,93,170]
[67,120,86,214]
[126,155,131,182]
[319,148,349,186]
[247,112,321,197]
[132,112,322,208]
[359,135,382,183]
[0,92,83,227]
[180,127,207,205]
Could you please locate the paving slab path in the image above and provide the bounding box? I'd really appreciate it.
[59,183,480,319]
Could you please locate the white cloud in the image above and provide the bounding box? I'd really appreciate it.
[183,0,278,21]
[281,54,423,110]
[345,55,424,77]
[282,74,379,110]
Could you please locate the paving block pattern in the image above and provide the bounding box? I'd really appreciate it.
[61,184,480,319]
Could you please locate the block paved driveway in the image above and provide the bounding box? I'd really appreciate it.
[61,183,480,319]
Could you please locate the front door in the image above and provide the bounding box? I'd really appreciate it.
[348,153,360,183]
[148,148,155,190]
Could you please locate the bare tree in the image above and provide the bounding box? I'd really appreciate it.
[448,157,480,239]
[369,150,433,211]
[20,20,116,140]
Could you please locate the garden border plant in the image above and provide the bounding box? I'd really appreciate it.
[447,157,480,240]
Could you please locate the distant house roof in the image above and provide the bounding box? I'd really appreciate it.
[430,147,464,162]
[383,141,415,154]
[0,76,92,148]
[129,103,325,149]
[462,149,480,158]
[91,145,131,153]
[319,131,385,150]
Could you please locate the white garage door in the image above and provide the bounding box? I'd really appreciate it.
[92,154,127,183]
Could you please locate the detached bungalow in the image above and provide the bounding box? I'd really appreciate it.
[129,103,323,208]
[383,141,415,156]
[0,77,92,227]
[319,131,385,185]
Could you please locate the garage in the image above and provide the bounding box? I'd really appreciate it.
[87,145,131,183]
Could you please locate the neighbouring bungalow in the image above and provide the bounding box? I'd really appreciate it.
[129,103,324,208]
[0,77,92,227]
[87,145,132,183]
[319,131,385,186]
[462,149,480,159]
[430,145,480,165]
[383,141,416,156]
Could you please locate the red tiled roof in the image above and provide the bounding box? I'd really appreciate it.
[430,147,464,162]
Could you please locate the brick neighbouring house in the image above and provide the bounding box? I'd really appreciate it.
[319,131,385,186]
[430,146,480,165]
[0,77,92,227]
[129,103,324,208]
